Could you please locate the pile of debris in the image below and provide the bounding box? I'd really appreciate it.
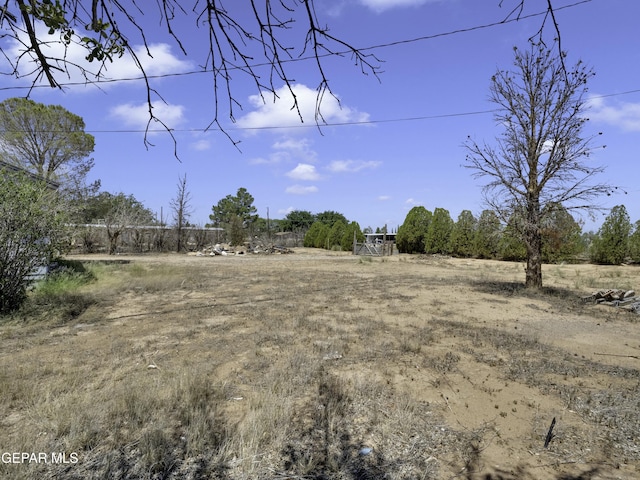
[581,289,640,313]
[188,243,294,257]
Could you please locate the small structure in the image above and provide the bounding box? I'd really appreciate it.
[353,231,396,257]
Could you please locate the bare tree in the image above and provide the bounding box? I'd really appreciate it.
[1,1,564,150]
[170,173,193,252]
[464,41,610,288]
[101,193,155,254]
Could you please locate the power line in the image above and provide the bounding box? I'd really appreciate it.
[0,88,638,134]
[0,0,593,92]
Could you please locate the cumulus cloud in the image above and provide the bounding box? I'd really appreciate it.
[287,163,321,181]
[359,0,439,13]
[110,102,185,130]
[327,159,381,173]
[108,43,194,79]
[286,185,319,195]
[6,23,193,89]
[587,95,640,132]
[249,137,318,165]
[236,83,369,131]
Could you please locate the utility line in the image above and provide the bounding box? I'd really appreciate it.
[1,86,639,134]
[1,88,638,134]
[0,0,592,92]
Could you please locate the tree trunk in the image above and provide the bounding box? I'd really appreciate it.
[525,205,543,289]
[525,244,543,288]
[108,231,120,255]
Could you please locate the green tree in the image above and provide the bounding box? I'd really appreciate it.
[628,221,640,263]
[590,205,631,265]
[228,215,246,246]
[449,210,477,258]
[499,218,527,262]
[0,98,97,198]
[341,221,365,252]
[282,210,315,232]
[210,188,258,240]
[327,220,347,250]
[424,207,453,254]
[315,211,349,228]
[0,169,70,313]
[396,206,432,254]
[474,210,502,259]
[465,42,610,288]
[304,221,330,249]
[540,204,583,263]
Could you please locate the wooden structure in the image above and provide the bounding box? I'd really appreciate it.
[353,231,396,256]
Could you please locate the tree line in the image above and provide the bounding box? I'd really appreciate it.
[395,204,640,266]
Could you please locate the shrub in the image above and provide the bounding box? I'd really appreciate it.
[0,170,69,314]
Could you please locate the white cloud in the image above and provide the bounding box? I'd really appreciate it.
[191,139,211,151]
[236,83,369,132]
[279,206,295,215]
[359,0,439,13]
[110,102,185,130]
[327,159,381,173]
[6,22,193,89]
[587,95,640,132]
[378,195,391,201]
[287,163,321,181]
[249,137,318,165]
[286,185,319,195]
[107,43,194,79]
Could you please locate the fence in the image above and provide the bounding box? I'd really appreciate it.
[353,231,396,256]
[353,241,395,256]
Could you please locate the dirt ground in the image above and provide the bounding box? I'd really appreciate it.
[2,249,640,479]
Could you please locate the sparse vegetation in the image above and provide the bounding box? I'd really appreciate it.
[1,251,639,479]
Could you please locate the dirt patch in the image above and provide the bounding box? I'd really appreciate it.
[2,251,639,479]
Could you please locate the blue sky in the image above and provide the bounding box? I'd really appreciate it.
[2,0,639,232]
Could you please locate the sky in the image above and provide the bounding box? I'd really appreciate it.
[1,0,639,233]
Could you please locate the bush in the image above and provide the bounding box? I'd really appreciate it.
[0,171,70,314]
[10,261,96,324]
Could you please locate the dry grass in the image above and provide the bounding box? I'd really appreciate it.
[1,252,640,479]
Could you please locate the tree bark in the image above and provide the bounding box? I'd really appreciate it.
[525,198,543,289]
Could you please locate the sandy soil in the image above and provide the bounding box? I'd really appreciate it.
[4,249,640,479]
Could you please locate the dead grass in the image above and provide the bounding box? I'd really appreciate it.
[1,252,640,479]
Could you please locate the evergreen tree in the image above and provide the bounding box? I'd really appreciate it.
[540,204,584,263]
[449,210,476,257]
[303,221,329,248]
[425,207,453,254]
[590,205,631,264]
[328,220,347,250]
[396,206,432,254]
[474,210,502,259]
[499,222,527,261]
[341,221,365,252]
[629,221,640,263]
